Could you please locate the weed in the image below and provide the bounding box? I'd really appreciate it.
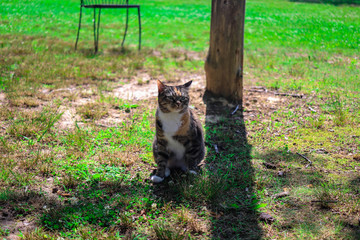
[314,182,335,209]
[173,206,206,234]
[62,172,81,190]
[307,114,326,129]
[77,102,109,120]
[116,212,134,233]
[333,102,349,127]
[7,106,62,141]
[0,227,10,237]
[0,136,15,153]
[154,221,188,240]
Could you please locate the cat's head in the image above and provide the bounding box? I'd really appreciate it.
[157,80,192,113]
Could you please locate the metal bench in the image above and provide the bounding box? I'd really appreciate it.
[74,0,141,53]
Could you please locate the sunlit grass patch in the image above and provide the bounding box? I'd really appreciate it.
[172,206,208,234]
[175,171,227,204]
[6,105,62,142]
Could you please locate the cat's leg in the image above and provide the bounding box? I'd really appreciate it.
[151,161,167,183]
[151,138,169,183]
[184,137,205,175]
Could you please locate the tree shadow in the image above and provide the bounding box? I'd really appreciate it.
[150,90,262,238]
[202,91,262,239]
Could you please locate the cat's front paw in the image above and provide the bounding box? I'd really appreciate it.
[150,175,164,183]
[189,170,197,175]
[165,168,171,177]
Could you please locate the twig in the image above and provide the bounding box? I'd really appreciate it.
[297,152,312,168]
[51,87,76,93]
[248,89,267,93]
[95,124,112,128]
[308,106,317,113]
[231,105,239,115]
[275,92,303,98]
[311,200,338,203]
[249,86,268,92]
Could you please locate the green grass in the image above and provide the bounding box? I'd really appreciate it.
[0,0,360,239]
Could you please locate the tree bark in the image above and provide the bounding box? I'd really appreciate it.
[204,0,246,103]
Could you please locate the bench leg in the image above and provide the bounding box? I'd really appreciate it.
[121,7,129,48]
[75,6,83,50]
[138,6,141,50]
[93,8,101,54]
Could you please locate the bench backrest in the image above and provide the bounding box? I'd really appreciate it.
[82,0,129,6]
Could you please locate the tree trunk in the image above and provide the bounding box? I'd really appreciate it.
[204,0,246,103]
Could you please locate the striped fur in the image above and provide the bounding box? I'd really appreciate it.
[151,80,205,183]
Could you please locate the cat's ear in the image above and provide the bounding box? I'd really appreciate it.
[157,80,166,93]
[183,81,192,88]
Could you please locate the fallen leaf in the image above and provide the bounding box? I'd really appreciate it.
[259,212,275,223]
[58,193,71,197]
[273,192,289,199]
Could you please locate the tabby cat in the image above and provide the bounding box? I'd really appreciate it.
[151,80,205,183]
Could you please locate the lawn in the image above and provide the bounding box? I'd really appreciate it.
[0,0,359,239]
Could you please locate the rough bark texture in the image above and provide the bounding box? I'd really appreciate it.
[204,0,246,103]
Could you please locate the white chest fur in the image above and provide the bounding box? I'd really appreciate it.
[158,109,186,161]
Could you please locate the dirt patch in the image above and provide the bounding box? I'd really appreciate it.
[113,80,158,100]
[57,106,79,130]
[0,213,36,240]
[113,73,205,101]
[0,92,6,105]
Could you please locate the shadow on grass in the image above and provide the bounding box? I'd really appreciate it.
[151,90,262,239]
[253,150,360,238]
[202,91,262,239]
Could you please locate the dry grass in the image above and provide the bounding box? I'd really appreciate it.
[77,102,109,120]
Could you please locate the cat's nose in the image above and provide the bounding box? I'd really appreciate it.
[176,101,181,105]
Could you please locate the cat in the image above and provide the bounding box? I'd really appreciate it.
[151,80,205,183]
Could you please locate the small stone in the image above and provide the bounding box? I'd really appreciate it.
[277,171,285,177]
